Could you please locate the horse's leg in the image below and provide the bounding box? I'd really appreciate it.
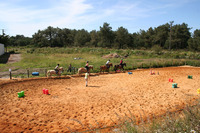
[78,69,81,76]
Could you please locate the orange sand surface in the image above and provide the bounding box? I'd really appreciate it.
[0,67,200,132]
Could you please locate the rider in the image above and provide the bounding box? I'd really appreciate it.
[55,64,60,74]
[120,58,123,66]
[106,59,110,69]
[85,61,89,72]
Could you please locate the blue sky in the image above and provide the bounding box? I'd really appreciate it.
[0,0,199,37]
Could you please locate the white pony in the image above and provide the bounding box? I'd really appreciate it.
[47,67,64,77]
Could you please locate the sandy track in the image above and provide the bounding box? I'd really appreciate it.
[0,67,200,132]
[7,54,21,64]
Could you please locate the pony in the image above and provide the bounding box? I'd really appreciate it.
[78,65,93,75]
[114,63,126,72]
[47,67,64,77]
[100,63,113,73]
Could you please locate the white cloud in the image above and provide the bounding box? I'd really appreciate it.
[0,0,197,36]
[0,0,93,36]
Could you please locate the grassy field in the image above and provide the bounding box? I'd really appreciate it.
[1,47,200,77]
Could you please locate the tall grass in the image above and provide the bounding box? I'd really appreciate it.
[120,100,200,133]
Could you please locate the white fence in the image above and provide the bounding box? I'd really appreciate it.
[0,43,4,56]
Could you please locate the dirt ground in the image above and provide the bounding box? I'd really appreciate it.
[7,54,21,64]
[0,67,200,132]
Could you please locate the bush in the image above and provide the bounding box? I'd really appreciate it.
[151,45,163,55]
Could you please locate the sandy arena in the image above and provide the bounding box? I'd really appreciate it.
[0,67,200,132]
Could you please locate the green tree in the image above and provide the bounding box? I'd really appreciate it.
[32,26,64,47]
[74,29,90,47]
[145,27,155,48]
[60,28,75,47]
[8,35,32,46]
[44,26,59,47]
[32,30,49,47]
[168,21,174,50]
[99,22,114,48]
[188,29,200,51]
[115,26,131,49]
[89,30,99,47]
[136,30,146,49]
[172,23,191,49]
[153,23,170,47]
[132,33,140,49]
[0,33,9,52]
[165,23,191,49]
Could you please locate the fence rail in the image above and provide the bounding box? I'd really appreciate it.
[0,67,78,79]
[1,59,200,79]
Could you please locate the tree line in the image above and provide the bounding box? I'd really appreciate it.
[1,22,200,51]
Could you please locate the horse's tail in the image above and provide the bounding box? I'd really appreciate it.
[46,70,50,77]
[78,68,81,75]
[100,66,102,73]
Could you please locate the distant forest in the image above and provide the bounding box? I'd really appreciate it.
[1,22,200,51]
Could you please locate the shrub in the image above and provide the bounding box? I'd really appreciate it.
[151,45,163,55]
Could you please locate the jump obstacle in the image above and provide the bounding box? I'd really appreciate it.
[169,78,173,82]
[197,89,200,94]
[150,70,156,75]
[172,83,178,88]
[18,91,25,98]
[43,88,49,95]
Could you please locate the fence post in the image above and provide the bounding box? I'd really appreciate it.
[45,69,47,77]
[9,69,12,80]
[27,69,29,78]
[10,71,12,79]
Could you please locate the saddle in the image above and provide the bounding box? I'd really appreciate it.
[55,69,59,74]
[106,64,109,69]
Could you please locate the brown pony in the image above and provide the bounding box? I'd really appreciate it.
[78,65,93,75]
[114,63,126,72]
[100,63,113,73]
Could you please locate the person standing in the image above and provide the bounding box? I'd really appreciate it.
[85,72,90,87]
[67,64,72,72]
